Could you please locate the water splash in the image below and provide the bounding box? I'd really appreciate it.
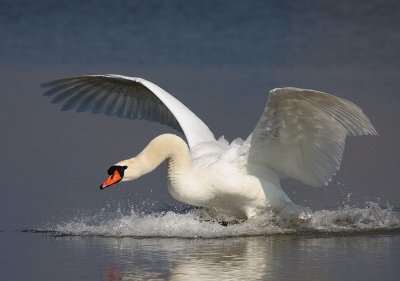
[36,202,400,238]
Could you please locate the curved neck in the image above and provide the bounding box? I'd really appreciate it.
[140,133,191,175]
[119,134,192,181]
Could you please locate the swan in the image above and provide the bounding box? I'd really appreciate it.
[41,75,377,219]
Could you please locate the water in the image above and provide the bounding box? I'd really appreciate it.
[2,230,400,281]
[35,202,400,238]
[3,202,399,280]
[1,0,400,280]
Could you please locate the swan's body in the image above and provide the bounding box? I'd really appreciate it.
[41,75,377,219]
[115,133,287,218]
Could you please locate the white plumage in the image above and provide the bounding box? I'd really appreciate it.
[42,75,377,219]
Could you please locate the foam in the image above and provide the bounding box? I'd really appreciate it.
[38,202,400,238]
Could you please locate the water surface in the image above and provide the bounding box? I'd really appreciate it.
[2,230,400,280]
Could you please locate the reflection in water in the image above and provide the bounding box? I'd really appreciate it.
[104,267,120,281]
[167,238,269,281]
[95,237,291,280]
[33,202,398,280]
[77,234,400,281]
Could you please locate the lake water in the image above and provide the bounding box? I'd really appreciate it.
[2,230,400,280]
[1,0,399,280]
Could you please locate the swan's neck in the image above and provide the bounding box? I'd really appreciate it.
[118,134,192,183]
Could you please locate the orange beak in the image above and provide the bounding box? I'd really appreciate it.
[100,170,122,189]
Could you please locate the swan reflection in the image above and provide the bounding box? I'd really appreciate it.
[98,236,333,281]
[101,237,273,280]
[54,232,399,280]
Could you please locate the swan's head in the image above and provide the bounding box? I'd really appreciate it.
[100,157,148,189]
[100,165,128,189]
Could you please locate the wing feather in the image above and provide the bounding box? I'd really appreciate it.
[76,87,104,113]
[51,83,88,104]
[246,87,377,187]
[41,74,215,147]
[117,88,130,118]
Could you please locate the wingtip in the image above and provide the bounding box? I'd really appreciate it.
[269,88,283,94]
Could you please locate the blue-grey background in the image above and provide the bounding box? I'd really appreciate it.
[0,0,399,229]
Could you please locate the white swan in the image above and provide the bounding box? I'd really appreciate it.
[41,75,377,219]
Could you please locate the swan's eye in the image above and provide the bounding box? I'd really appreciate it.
[107,166,116,175]
[107,165,127,178]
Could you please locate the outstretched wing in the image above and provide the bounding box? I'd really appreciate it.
[245,87,377,187]
[41,74,215,148]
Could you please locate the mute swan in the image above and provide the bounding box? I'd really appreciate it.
[41,75,377,219]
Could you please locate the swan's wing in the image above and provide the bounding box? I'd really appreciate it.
[41,74,215,148]
[245,87,377,187]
